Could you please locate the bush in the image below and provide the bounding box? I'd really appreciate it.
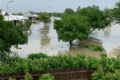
[28,53,49,60]
[0,53,120,76]
[91,66,106,80]
[24,72,33,80]
[39,73,54,80]
[89,45,105,52]
[83,44,105,52]
[0,52,10,62]
[92,66,120,80]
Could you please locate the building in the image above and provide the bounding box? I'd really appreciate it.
[4,15,28,25]
[24,13,38,22]
[0,11,28,25]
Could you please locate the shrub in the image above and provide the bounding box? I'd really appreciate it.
[91,66,105,80]
[83,44,105,52]
[0,52,10,62]
[75,54,88,68]
[89,45,105,52]
[39,73,54,80]
[105,70,120,80]
[92,66,120,80]
[28,53,49,60]
[24,72,33,80]
[87,56,100,68]
[0,52,120,77]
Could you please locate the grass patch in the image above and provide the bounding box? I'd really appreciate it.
[83,44,105,52]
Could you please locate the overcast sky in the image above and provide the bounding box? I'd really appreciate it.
[0,0,119,13]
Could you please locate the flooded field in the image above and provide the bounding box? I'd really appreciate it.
[11,17,120,58]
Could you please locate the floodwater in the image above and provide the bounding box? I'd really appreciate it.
[92,23,120,57]
[11,17,120,58]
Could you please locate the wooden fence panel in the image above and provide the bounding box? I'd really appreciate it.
[0,68,96,80]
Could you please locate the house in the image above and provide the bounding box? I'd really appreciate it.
[24,13,38,22]
[4,15,28,25]
[1,11,28,25]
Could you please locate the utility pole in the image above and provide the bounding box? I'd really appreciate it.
[7,0,14,20]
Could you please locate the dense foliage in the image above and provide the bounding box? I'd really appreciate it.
[39,12,51,24]
[28,53,49,60]
[92,66,120,80]
[64,8,74,15]
[24,20,32,28]
[0,53,120,75]
[54,14,91,45]
[114,2,120,22]
[54,6,110,45]
[104,8,114,22]
[0,15,28,62]
[0,15,28,52]
[77,6,110,32]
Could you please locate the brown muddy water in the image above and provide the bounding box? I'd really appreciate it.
[11,17,120,58]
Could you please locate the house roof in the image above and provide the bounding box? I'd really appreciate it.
[0,11,28,21]
[4,15,28,21]
[24,13,38,18]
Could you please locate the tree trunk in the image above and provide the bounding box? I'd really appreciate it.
[69,41,72,46]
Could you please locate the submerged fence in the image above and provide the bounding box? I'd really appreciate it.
[0,68,96,80]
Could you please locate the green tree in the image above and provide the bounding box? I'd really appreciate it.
[77,6,110,32]
[54,14,91,45]
[24,20,32,28]
[64,8,74,15]
[39,12,51,25]
[77,6,81,12]
[0,15,28,61]
[104,8,114,22]
[114,2,120,22]
[0,15,28,52]
[0,10,2,13]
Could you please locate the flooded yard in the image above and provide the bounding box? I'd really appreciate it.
[11,17,120,58]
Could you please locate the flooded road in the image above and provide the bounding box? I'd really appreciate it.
[11,17,120,58]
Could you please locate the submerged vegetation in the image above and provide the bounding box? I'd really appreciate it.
[83,45,105,52]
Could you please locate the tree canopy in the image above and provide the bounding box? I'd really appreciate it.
[104,8,114,22]
[0,15,28,52]
[54,6,110,45]
[77,6,110,31]
[114,2,120,22]
[64,8,74,15]
[39,12,51,24]
[54,14,91,45]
